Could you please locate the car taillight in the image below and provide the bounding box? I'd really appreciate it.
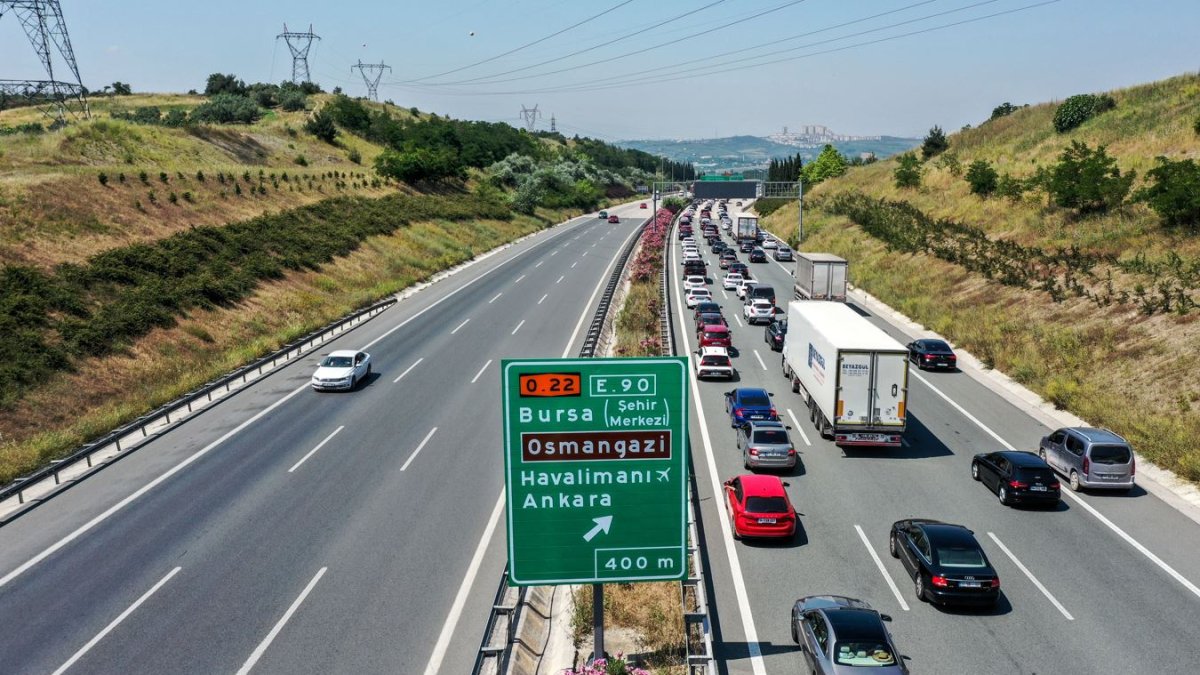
[769,407,777,417]
[788,448,796,455]
[734,407,744,418]
[1131,456,1135,476]
[1050,481,1061,490]
[1082,456,1090,475]
[1008,480,1028,489]
[748,448,759,456]
[931,575,949,588]
[924,354,934,360]
[989,578,1001,588]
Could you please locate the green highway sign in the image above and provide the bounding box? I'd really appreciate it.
[502,358,689,586]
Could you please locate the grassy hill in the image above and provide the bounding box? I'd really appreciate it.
[760,72,1200,482]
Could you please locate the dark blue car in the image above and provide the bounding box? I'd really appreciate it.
[724,388,778,427]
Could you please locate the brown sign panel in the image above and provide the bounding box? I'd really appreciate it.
[522,430,672,462]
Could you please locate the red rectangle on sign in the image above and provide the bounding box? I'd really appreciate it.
[522,431,671,462]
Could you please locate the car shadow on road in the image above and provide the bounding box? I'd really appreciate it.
[714,640,798,669]
[1076,483,1148,499]
[928,591,1014,617]
[355,372,384,389]
[839,414,954,459]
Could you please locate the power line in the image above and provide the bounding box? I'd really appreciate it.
[404,0,637,83]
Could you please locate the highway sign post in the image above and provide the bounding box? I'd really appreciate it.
[502,358,689,586]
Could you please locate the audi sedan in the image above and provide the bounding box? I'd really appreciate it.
[889,519,999,607]
[723,474,796,540]
[311,350,372,391]
[791,596,907,674]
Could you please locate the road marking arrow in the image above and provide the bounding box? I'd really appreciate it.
[583,516,613,542]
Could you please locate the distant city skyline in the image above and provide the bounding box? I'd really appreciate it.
[1,0,1195,140]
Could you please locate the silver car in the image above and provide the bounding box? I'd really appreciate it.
[737,420,796,470]
[791,596,907,674]
[1039,427,1135,492]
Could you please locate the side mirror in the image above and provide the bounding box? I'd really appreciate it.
[785,426,792,430]
[880,614,894,622]
[782,481,791,487]
[768,392,775,396]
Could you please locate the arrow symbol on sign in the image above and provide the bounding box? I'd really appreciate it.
[583,515,613,542]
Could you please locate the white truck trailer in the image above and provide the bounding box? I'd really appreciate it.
[781,302,909,447]
[735,215,759,244]
[794,253,848,301]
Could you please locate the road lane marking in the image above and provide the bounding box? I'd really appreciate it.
[721,290,729,299]
[911,370,1200,602]
[514,274,526,284]
[393,357,424,383]
[671,238,768,675]
[785,408,812,446]
[556,275,564,284]
[752,350,767,371]
[538,294,548,305]
[551,250,558,256]
[512,319,525,335]
[987,532,1074,620]
[236,567,327,675]
[581,251,588,257]
[288,426,344,473]
[489,292,503,303]
[734,315,744,327]
[450,318,470,334]
[854,525,910,611]
[401,427,438,472]
[535,261,543,268]
[52,567,181,675]
[571,261,578,269]
[471,359,492,384]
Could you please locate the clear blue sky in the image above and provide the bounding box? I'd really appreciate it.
[2,0,1196,140]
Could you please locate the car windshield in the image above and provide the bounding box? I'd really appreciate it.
[691,290,710,297]
[935,546,987,568]
[740,392,770,406]
[1090,444,1131,464]
[834,643,896,667]
[321,356,353,368]
[745,496,788,513]
[753,430,789,444]
[701,355,730,366]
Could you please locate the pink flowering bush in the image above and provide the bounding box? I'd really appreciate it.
[562,654,651,675]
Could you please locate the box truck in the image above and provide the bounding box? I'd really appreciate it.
[735,215,759,244]
[781,302,908,447]
[794,253,848,301]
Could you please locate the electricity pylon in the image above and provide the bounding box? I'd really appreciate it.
[352,60,391,102]
[276,23,320,84]
[0,0,89,122]
[519,104,541,132]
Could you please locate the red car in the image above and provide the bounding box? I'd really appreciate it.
[698,324,731,348]
[639,202,648,209]
[608,215,620,223]
[723,474,796,540]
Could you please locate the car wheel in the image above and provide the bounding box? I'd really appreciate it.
[1069,471,1081,492]
[889,531,899,558]
[915,574,927,602]
[971,462,980,481]
[998,486,1010,506]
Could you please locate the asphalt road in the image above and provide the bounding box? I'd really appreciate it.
[0,202,649,674]
[670,210,1200,674]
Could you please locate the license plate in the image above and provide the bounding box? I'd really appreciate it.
[750,414,764,419]
[757,518,776,524]
[855,434,888,442]
[936,363,948,367]
[960,581,981,588]
[1030,485,1047,491]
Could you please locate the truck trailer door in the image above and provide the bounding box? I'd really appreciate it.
[872,353,908,427]
[835,352,873,426]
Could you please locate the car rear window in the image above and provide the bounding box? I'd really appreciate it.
[701,355,730,366]
[745,496,788,513]
[753,430,788,444]
[703,331,727,340]
[1090,444,1131,464]
[1016,468,1054,483]
[924,340,951,351]
[834,643,895,667]
[740,392,770,406]
[935,547,987,568]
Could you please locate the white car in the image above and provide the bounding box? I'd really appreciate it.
[722,272,744,290]
[743,299,775,325]
[761,238,778,249]
[685,287,713,308]
[312,349,372,391]
[682,251,702,264]
[736,278,756,299]
[693,346,735,379]
[684,275,707,292]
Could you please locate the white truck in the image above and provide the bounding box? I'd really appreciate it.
[735,215,758,244]
[794,253,848,301]
[781,302,909,447]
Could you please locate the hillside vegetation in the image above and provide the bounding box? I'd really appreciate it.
[762,72,1200,482]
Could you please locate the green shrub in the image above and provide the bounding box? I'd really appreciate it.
[1047,141,1133,214]
[98,172,109,187]
[1194,116,1200,135]
[937,152,962,177]
[374,147,464,183]
[278,90,307,112]
[753,197,791,217]
[1135,156,1200,230]
[348,147,362,164]
[304,110,337,143]
[965,160,999,197]
[189,93,262,124]
[893,153,923,189]
[1053,93,1116,133]
[294,154,308,166]
[996,173,1027,201]
[989,102,1024,121]
[920,125,948,160]
[801,144,848,186]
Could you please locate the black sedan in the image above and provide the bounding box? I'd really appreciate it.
[711,241,728,254]
[765,319,786,351]
[692,301,722,321]
[739,241,755,253]
[972,451,1060,507]
[906,339,957,370]
[791,596,907,674]
[749,247,767,263]
[889,519,999,607]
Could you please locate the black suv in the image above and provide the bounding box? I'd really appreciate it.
[971,451,1060,507]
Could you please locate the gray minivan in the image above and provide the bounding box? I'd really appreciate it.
[1039,427,1135,492]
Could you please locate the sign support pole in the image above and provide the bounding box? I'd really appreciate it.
[592,583,605,663]
[797,178,805,249]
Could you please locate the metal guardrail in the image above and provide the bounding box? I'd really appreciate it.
[579,218,650,357]
[0,297,397,516]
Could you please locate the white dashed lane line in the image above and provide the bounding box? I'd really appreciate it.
[393,357,424,383]
[571,262,578,269]
[556,275,564,284]
[752,350,768,371]
[450,318,470,335]
[236,567,328,674]
[987,532,1074,621]
[471,359,493,384]
[401,428,438,472]
[488,292,502,304]
[855,525,910,612]
[288,426,344,473]
[538,294,548,305]
[514,274,526,284]
[785,409,812,446]
[512,319,525,335]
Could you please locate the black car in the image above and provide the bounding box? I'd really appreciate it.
[739,241,755,253]
[972,451,1060,507]
[889,519,999,607]
[682,260,707,279]
[711,241,728,254]
[765,319,787,351]
[728,262,750,278]
[749,247,767,263]
[692,301,722,321]
[906,339,957,370]
[695,311,726,332]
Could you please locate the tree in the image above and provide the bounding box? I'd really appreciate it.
[965,159,999,197]
[204,73,246,97]
[1047,141,1134,214]
[110,81,132,96]
[304,110,337,143]
[921,125,949,160]
[989,102,1023,121]
[893,153,923,189]
[1053,94,1116,133]
[800,144,847,186]
[189,94,261,124]
[1135,156,1200,230]
[278,90,307,112]
[373,147,463,183]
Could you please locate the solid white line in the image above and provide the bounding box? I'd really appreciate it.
[786,408,812,446]
[236,567,327,675]
[535,261,543,268]
[987,532,1074,620]
[288,426,344,473]
[489,292,503,303]
[451,318,470,334]
[393,357,424,383]
[423,491,506,675]
[911,370,1200,602]
[854,525,910,612]
[514,274,526,284]
[671,240,767,675]
[52,567,181,675]
[401,427,438,472]
[538,294,548,305]
[511,319,525,335]
[571,261,578,268]
[470,359,492,384]
[752,350,768,371]
[556,275,564,284]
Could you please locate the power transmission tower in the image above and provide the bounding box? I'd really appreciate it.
[351,60,391,102]
[0,0,89,123]
[549,114,556,133]
[276,23,320,84]
[519,104,541,132]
